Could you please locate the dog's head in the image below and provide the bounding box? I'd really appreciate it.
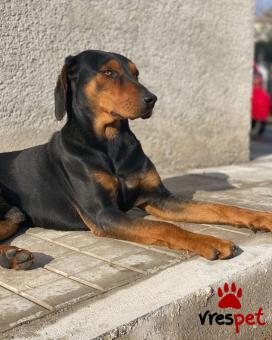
[54,50,157,127]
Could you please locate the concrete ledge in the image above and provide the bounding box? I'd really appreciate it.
[3,160,272,339]
[4,236,272,339]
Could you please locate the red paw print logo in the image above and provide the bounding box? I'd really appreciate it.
[217,282,242,309]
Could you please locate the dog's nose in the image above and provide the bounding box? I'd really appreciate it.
[143,94,157,106]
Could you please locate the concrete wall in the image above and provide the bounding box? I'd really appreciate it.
[0,1,254,173]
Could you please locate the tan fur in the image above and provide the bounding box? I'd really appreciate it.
[95,216,235,260]
[104,124,120,139]
[74,206,105,237]
[140,169,161,191]
[0,221,19,241]
[100,59,123,74]
[125,169,161,191]
[94,172,118,199]
[84,58,142,139]
[143,201,272,232]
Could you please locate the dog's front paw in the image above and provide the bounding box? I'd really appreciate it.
[192,235,240,260]
[249,212,272,232]
[0,246,34,270]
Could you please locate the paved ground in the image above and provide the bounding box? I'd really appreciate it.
[250,122,272,160]
[1,138,272,338]
[0,226,188,332]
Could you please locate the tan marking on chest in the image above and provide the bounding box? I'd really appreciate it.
[94,172,119,199]
[140,169,161,190]
[126,169,161,191]
[104,122,120,139]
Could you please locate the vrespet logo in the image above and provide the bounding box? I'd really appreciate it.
[217,282,242,309]
[198,282,266,334]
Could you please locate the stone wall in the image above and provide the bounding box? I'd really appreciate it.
[0,0,254,173]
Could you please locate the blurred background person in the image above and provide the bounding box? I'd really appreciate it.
[251,68,271,135]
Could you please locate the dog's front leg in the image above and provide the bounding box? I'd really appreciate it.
[75,207,238,260]
[140,195,272,232]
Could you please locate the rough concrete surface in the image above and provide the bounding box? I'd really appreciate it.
[0,0,254,172]
[2,160,272,339]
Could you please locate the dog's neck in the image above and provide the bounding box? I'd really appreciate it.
[58,107,142,176]
[92,111,121,140]
[61,106,132,149]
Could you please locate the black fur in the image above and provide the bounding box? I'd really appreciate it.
[0,50,167,233]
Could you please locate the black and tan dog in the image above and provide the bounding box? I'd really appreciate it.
[0,50,272,270]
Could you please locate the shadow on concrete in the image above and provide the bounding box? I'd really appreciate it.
[128,172,234,218]
[250,135,272,160]
[31,252,54,269]
[163,172,234,200]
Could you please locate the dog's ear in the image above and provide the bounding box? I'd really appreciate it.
[54,56,77,121]
[54,63,68,121]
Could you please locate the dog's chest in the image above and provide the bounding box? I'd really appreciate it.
[106,130,149,210]
[116,175,141,211]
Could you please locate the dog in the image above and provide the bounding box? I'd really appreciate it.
[1,50,272,270]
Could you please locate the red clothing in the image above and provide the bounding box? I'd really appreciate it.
[251,87,271,122]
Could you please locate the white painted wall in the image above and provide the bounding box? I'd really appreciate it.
[0,1,254,173]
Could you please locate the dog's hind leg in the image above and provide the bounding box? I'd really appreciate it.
[0,195,34,270]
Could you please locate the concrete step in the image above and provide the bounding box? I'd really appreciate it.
[2,161,272,339]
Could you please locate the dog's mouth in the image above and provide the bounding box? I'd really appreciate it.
[141,111,153,119]
[111,111,125,120]
[110,110,153,120]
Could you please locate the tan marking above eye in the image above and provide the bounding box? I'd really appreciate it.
[100,59,123,74]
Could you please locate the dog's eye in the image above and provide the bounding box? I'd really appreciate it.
[103,70,116,78]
